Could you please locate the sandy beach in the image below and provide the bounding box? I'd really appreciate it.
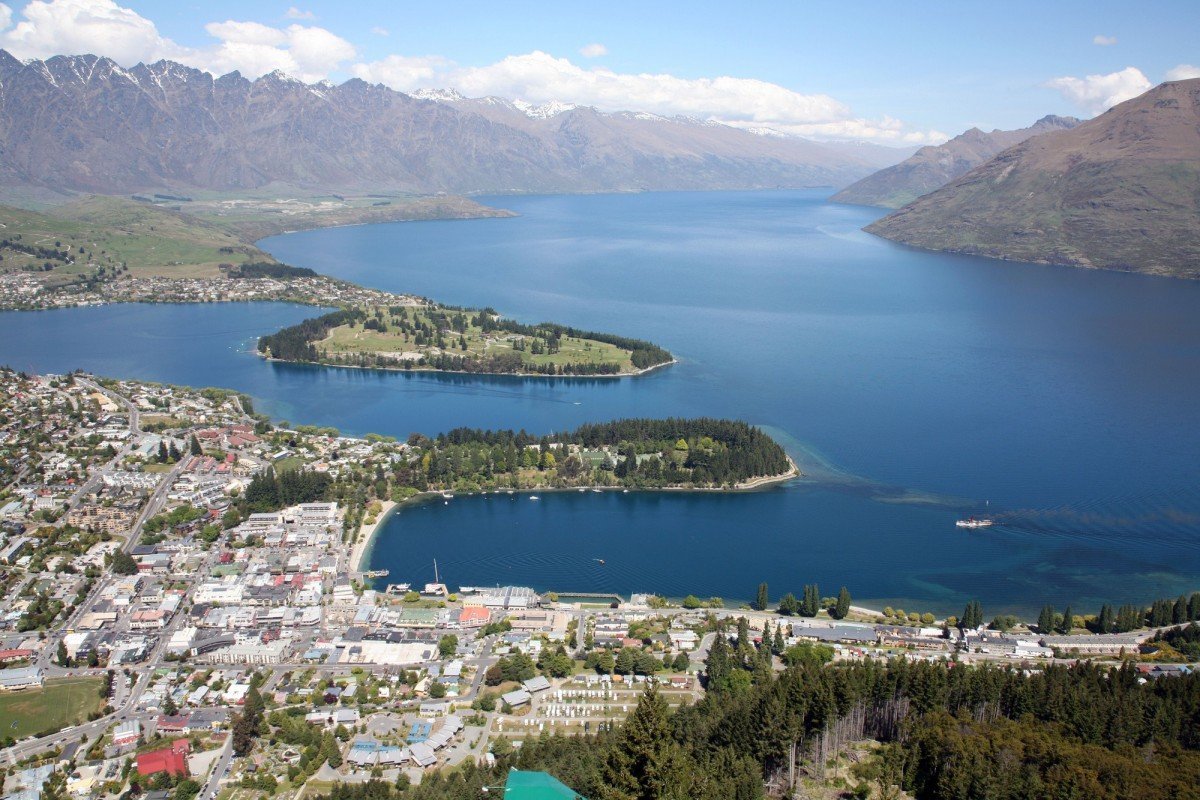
[348,499,397,573]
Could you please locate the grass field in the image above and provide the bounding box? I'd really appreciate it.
[320,306,636,372]
[0,676,104,739]
[0,196,268,281]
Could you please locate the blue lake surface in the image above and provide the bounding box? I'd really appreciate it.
[3,190,1199,613]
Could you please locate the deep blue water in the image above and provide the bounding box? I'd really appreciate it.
[3,190,1199,614]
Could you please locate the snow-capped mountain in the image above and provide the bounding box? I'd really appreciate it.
[0,50,899,195]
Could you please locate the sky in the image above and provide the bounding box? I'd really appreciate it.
[0,0,1197,146]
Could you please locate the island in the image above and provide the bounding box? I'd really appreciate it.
[0,195,674,379]
[257,304,674,376]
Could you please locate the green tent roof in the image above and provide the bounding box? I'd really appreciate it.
[503,769,587,800]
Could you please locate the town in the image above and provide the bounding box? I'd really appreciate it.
[1,369,1198,800]
[0,270,422,313]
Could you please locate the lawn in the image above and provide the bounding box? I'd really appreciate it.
[319,306,636,372]
[0,676,105,740]
[0,196,266,281]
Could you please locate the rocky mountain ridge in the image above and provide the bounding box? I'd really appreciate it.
[0,50,899,196]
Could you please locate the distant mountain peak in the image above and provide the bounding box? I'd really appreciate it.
[0,49,885,196]
[832,114,1083,208]
[412,87,466,102]
[512,99,578,119]
[865,78,1200,278]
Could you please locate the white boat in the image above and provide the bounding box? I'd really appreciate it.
[591,488,602,493]
[956,517,994,529]
[529,495,540,501]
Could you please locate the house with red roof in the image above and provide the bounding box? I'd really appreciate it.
[136,740,190,777]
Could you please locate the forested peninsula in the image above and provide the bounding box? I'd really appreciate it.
[393,418,795,494]
[257,304,674,377]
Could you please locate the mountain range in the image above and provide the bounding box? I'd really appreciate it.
[866,78,1200,279]
[831,115,1081,208]
[0,50,903,196]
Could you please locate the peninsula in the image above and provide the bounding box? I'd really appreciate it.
[0,194,510,311]
[257,304,674,377]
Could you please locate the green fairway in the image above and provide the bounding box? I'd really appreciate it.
[320,305,637,373]
[0,676,105,740]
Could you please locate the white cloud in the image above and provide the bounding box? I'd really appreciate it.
[350,53,451,87]
[0,0,182,63]
[0,1,939,145]
[0,0,355,82]
[1046,66,1151,114]
[370,25,388,36]
[284,6,314,20]
[579,42,606,58]
[200,20,354,81]
[352,49,945,144]
[1166,63,1200,80]
[1092,34,1117,46]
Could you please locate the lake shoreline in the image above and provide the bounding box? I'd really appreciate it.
[358,456,801,574]
[258,351,678,380]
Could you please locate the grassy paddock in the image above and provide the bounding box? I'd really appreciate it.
[0,676,104,740]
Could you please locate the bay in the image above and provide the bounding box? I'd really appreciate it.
[2,189,1199,613]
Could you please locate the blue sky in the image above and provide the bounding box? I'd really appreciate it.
[2,0,1197,144]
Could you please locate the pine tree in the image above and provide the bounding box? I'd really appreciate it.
[1191,592,1200,621]
[833,586,851,620]
[157,440,169,463]
[1174,595,1189,625]
[189,434,202,456]
[736,616,752,662]
[772,625,786,655]
[168,441,181,461]
[777,592,799,616]
[1060,606,1073,634]
[1098,604,1115,634]
[802,584,820,617]
[959,600,984,629]
[1038,605,1056,634]
[755,582,769,612]
[604,685,694,800]
[705,630,731,691]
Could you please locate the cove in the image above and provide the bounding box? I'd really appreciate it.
[2,190,1199,614]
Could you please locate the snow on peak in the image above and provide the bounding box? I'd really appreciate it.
[512,99,577,119]
[412,87,466,102]
[743,126,790,138]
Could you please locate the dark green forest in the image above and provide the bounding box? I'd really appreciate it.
[399,418,792,491]
[315,655,1200,800]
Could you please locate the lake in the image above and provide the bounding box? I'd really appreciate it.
[3,190,1199,614]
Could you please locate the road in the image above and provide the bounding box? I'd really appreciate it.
[200,736,235,800]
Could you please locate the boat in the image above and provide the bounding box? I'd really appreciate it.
[594,558,605,565]
[529,495,540,501]
[956,517,994,529]
[622,489,629,494]
[591,488,602,493]
[578,488,586,493]
[441,492,454,499]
